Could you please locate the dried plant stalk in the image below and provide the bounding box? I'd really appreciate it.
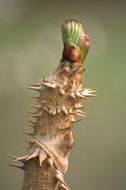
[10,19,96,190]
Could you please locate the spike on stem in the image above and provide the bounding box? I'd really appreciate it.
[29,104,41,109]
[22,130,33,136]
[9,164,24,170]
[25,86,42,91]
[25,111,42,118]
[27,119,36,125]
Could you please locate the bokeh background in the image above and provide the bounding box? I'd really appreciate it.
[0,0,126,189]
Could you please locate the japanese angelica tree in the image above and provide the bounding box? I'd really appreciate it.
[10,19,96,190]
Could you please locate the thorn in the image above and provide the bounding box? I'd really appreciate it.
[60,183,70,190]
[28,83,41,87]
[29,104,41,109]
[26,111,42,117]
[55,169,64,183]
[22,131,33,136]
[76,110,86,115]
[11,154,29,162]
[81,89,96,97]
[75,91,86,99]
[29,96,39,99]
[27,119,36,125]
[68,107,73,114]
[28,124,36,130]
[40,81,57,88]
[9,164,24,170]
[88,90,96,93]
[49,83,57,88]
[59,88,65,95]
[69,92,76,99]
[45,78,56,83]
[25,86,42,91]
[39,150,47,167]
[61,106,68,115]
[55,169,69,190]
[68,108,76,115]
[41,106,52,114]
[74,104,88,109]
[45,106,57,115]
[9,154,18,160]
[57,107,61,114]
[87,94,97,97]
[26,148,40,161]
[76,113,86,117]
[48,157,54,169]
[52,109,56,116]
[71,118,83,123]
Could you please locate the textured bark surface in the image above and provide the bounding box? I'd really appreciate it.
[10,19,96,190]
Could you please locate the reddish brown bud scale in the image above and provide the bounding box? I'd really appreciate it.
[80,34,90,63]
[63,43,81,63]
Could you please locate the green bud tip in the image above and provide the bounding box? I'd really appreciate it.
[61,19,85,46]
[61,19,90,63]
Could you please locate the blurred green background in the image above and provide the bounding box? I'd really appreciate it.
[0,0,126,189]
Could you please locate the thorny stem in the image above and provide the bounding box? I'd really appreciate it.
[10,19,96,190]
